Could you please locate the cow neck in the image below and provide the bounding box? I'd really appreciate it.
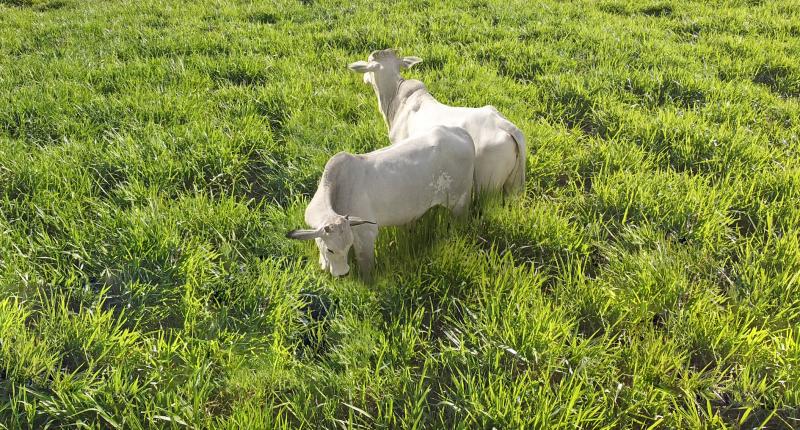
[377,78,404,129]
[378,78,425,131]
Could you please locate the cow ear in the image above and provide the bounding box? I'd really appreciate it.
[348,61,380,73]
[400,56,422,69]
[286,229,322,240]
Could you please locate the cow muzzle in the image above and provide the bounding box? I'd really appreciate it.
[330,265,350,277]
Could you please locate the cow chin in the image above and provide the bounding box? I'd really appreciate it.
[321,251,350,277]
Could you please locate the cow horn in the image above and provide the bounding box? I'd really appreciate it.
[286,228,324,240]
[346,215,376,226]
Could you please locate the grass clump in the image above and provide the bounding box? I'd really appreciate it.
[0,0,799,428]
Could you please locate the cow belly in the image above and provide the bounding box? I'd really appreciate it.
[374,187,462,226]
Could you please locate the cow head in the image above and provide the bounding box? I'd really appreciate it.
[347,49,422,87]
[286,215,375,277]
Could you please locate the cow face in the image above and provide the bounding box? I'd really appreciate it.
[347,49,422,89]
[286,215,375,278]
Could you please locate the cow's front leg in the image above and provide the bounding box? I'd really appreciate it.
[353,227,377,282]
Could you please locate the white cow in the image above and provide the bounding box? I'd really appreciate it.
[348,49,526,195]
[286,125,475,280]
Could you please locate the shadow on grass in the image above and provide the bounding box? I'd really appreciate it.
[0,0,68,8]
[753,62,800,98]
[249,12,278,25]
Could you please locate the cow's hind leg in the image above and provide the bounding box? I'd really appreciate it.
[502,165,524,198]
[452,191,471,218]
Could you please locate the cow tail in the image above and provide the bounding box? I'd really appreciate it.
[504,125,526,194]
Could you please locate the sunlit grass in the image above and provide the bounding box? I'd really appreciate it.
[1,0,799,428]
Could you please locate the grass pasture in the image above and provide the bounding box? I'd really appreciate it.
[1,0,800,428]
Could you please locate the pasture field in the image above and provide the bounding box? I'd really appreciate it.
[1,0,799,427]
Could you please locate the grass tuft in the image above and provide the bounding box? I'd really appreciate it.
[1,0,799,427]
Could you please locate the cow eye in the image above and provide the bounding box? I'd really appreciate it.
[327,249,335,254]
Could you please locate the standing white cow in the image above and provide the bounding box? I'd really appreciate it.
[348,49,526,195]
[286,125,475,281]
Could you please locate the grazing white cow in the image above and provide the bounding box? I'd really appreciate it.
[286,125,474,280]
[348,49,526,195]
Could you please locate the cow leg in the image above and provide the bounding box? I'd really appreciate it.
[353,227,377,283]
[452,191,470,218]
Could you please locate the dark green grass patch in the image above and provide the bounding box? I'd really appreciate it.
[1,0,799,428]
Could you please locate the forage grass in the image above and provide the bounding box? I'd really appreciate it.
[1,0,799,428]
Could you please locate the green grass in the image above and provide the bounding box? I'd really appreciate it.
[1,0,799,427]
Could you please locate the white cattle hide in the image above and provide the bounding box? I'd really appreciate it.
[349,49,527,195]
[286,126,474,280]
